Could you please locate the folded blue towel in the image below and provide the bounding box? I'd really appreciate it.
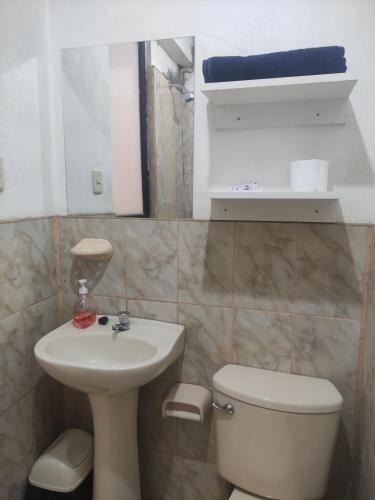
[202,46,347,83]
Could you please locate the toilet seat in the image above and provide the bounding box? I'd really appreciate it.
[229,488,263,500]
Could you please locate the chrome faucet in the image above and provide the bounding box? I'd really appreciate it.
[112,311,131,333]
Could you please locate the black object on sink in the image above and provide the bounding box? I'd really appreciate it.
[98,316,109,325]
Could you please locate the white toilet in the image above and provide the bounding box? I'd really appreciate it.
[212,365,343,500]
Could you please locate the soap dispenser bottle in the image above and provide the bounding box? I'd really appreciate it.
[73,279,97,329]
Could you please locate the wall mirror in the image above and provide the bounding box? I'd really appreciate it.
[61,36,195,218]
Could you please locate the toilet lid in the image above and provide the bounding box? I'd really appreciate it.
[213,364,343,414]
[229,488,263,500]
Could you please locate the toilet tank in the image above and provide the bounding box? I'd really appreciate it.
[213,365,343,500]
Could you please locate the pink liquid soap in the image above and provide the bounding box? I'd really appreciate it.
[73,311,96,329]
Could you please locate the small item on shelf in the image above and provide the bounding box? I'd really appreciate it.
[232,182,263,192]
[73,279,97,329]
[98,316,109,325]
[291,159,329,192]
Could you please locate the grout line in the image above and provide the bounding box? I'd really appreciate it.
[0,215,54,225]
[352,225,373,453]
[124,219,128,310]
[23,293,58,310]
[67,293,366,323]
[0,214,371,227]
[230,222,238,362]
[232,222,237,309]
[291,223,302,373]
[53,216,62,290]
[176,222,181,325]
[176,220,180,304]
[139,445,217,465]
[0,387,33,418]
[55,215,372,228]
[0,293,59,323]
[293,222,301,314]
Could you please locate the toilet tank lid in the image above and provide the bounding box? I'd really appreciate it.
[213,365,343,414]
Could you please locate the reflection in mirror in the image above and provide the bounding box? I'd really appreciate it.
[61,36,195,218]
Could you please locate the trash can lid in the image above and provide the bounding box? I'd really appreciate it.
[29,429,93,492]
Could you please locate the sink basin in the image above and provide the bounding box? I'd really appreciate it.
[35,317,184,393]
[34,316,185,500]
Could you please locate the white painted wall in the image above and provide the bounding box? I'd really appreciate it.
[61,45,113,214]
[2,0,373,222]
[45,0,375,223]
[0,0,56,219]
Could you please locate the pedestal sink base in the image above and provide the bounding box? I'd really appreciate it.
[34,317,185,500]
[89,390,141,500]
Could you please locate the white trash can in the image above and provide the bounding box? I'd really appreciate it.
[26,429,93,500]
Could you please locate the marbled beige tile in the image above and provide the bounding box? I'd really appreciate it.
[139,451,174,500]
[293,315,360,439]
[127,304,180,382]
[178,221,234,306]
[178,304,232,386]
[176,411,216,463]
[60,292,76,323]
[59,217,126,297]
[0,394,34,500]
[297,224,368,319]
[58,217,80,292]
[60,293,126,322]
[140,451,229,500]
[363,227,375,412]
[93,295,126,316]
[234,222,297,312]
[361,283,375,468]
[138,379,177,454]
[0,223,22,320]
[23,295,60,386]
[0,312,29,415]
[355,443,375,500]
[76,218,126,297]
[233,309,293,373]
[126,220,177,301]
[63,386,93,433]
[18,218,57,306]
[128,299,177,323]
[171,454,228,500]
[30,377,64,456]
[324,423,353,500]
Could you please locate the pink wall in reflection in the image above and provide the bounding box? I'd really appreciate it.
[109,43,143,215]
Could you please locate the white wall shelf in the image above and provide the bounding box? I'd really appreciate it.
[198,191,339,222]
[201,73,357,105]
[200,74,355,221]
[201,191,340,200]
[201,74,357,128]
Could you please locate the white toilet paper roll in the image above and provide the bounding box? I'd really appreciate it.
[290,159,329,192]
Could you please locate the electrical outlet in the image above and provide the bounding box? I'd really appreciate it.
[92,169,103,195]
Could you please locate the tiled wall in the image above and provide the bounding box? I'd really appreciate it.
[57,216,371,500]
[0,218,64,500]
[355,227,375,499]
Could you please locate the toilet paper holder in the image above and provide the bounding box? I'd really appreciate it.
[162,383,212,423]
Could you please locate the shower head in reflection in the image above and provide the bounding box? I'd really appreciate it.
[169,83,194,102]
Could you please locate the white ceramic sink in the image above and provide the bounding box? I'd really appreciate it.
[35,317,184,393]
[34,316,185,500]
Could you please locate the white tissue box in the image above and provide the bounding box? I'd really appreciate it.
[291,159,329,192]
